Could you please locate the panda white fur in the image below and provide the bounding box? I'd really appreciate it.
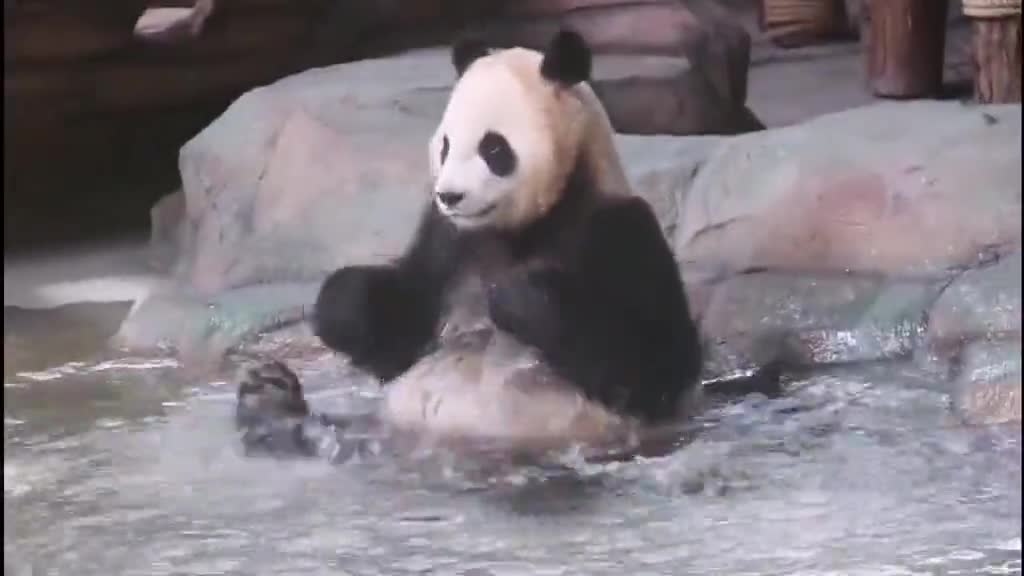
[236,30,704,455]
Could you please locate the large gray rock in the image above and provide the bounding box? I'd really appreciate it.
[928,251,1022,347]
[117,49,720,354]
[676,102,1022,279]
[120,52,1021,422]
[174,52,450,295]
[684,102,1021,388]
[170,48,722,295]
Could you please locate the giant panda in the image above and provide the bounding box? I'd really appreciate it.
[235,29,706,458]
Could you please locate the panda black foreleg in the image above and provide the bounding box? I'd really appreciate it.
[313,206,462,382]
[313,265,435,381]
[489,197,702,421]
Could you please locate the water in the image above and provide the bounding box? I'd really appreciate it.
[4,306,1022,576]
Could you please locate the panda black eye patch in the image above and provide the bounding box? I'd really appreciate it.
[478,131,516,177]
[440,135,450,164]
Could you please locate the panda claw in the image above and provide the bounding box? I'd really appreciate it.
[235,360,310,429]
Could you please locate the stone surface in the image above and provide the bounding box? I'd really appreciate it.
[169,49,724,295]
[952,339,1022,425]
[173,53,447,294]
[676,101,1022,279]
[113,281,321,367]
[119,48,723,351]
[699,271,942,371]
[928,251,1022,346]
[123,57,1021,421]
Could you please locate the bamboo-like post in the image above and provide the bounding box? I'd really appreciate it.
[964,0,1022,103]
[866,0,950,98]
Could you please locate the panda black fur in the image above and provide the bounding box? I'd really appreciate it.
[237,29,704,455]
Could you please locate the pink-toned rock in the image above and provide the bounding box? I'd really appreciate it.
[676,101,1022,279]
[177,74,443,293]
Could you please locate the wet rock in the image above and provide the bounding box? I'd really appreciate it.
[928,251,1022,348]
[953,339,1022,425]
[676,101,1022,279]
[700,272,944,370]
[113,281,320,366]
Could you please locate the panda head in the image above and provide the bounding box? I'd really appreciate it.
[428,29,594,230]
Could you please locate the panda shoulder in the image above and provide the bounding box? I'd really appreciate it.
[586,195,664,243]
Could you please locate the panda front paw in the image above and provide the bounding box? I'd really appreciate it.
[486,264,564,350]
[235,360,309,428]
[235,360,317,457]
[313,266,394,358]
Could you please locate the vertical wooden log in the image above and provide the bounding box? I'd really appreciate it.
[866,0,950,98]
[972,15,1022,102]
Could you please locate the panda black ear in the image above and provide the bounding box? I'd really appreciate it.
[540,29,591,86]
[452,33,489,78]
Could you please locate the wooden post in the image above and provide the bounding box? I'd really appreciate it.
[866,0,950,98]
[964,0,1022,103]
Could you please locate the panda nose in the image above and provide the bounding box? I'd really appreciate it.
[437,191,465,208]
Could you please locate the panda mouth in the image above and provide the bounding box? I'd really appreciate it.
[453,203,497,220]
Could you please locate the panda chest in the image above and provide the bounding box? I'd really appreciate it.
[437,226,570,343]
[438,271,495,341]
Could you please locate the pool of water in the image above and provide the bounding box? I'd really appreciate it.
[4,306,1022,576]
